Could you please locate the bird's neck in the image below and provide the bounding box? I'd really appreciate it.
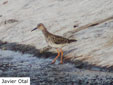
[42,27,50,37]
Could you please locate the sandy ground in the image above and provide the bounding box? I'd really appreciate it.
[0,0,113,66]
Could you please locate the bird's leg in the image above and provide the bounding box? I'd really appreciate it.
[60,48,63,64]
[51,49,60,64]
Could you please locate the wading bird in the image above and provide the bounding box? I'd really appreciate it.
[31,23,77,64]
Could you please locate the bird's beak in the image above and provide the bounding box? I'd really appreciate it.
[31,27,37,32]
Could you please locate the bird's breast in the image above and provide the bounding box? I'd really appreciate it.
[46,38,65,48]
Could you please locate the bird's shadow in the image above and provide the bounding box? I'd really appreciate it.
[0,40,113,72]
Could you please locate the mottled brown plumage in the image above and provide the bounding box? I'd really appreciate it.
[32,23,77,64]
[48,33,77,44]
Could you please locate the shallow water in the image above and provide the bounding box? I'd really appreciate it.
[0,50,113,85]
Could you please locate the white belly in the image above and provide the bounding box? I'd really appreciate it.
[47,41,66,48]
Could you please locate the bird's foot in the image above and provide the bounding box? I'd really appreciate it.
[51,61,56,64]
[60,61,63,64]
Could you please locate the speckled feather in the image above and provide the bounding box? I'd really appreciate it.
[42,28,77,48]
[32,23,77,48]
[47,33,77,44]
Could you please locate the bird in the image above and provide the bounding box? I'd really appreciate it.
[31,23,77,64]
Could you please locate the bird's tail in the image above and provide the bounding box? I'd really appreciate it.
[68,39,77,43]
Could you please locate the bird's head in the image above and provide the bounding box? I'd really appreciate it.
[31,23,45,31]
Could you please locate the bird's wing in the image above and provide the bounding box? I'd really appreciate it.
[50,35,69,44]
